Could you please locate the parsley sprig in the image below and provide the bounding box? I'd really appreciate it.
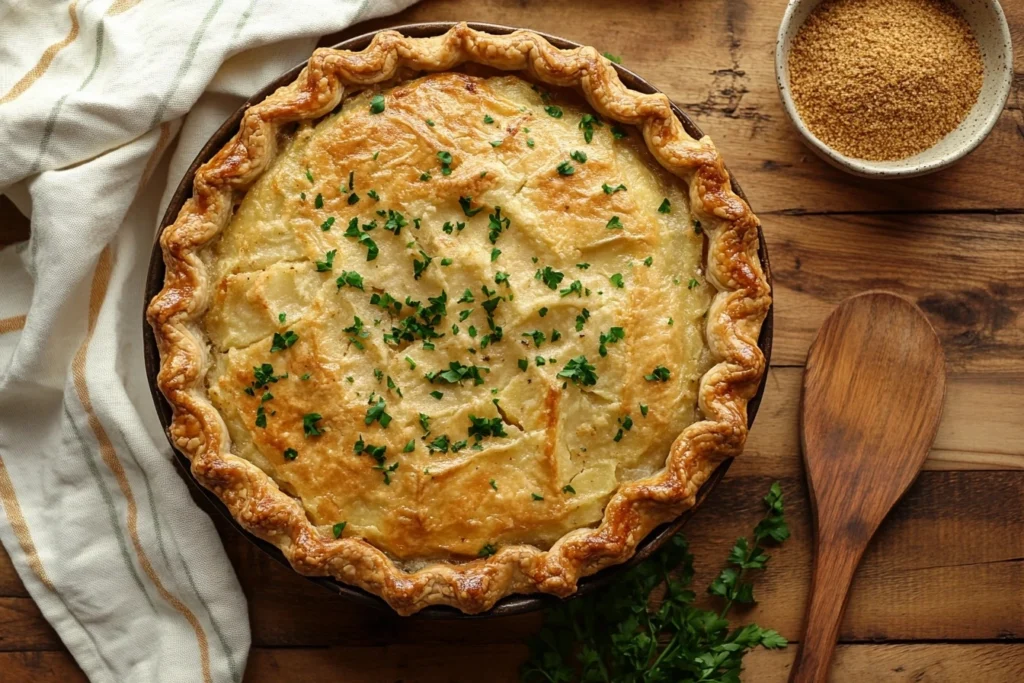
[521,482,790,683]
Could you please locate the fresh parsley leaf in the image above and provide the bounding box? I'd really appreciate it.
[557,355,598,386]
[602,182,626,194]
[644,366,671,382]
[570,150,587,163]
[606,216,624,230]
[658,198,672,214]
[609,273,624,288]
[369,94,385,114]
[270,330,298,353]
[556,161,575,176]
[544,105,563,118]
[602,52,622,64]
[302,413,323,437]
[535,266,565,290]
[315,249,336,272]
[459,196,483,217]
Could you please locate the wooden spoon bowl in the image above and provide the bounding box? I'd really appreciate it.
[791,291,946,681]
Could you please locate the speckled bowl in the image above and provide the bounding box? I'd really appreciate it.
[775,0,1013,178]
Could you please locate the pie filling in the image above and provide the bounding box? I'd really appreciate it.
[202,71,710,563]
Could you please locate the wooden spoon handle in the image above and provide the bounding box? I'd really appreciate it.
[788,540,865,683]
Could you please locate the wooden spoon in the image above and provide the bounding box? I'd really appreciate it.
[789,292,946,683]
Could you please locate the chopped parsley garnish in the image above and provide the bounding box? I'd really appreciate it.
[468,415,507,441]
[579,113,603,143]
[418,413,431,434]
[490,248,501,262]
[383,209,407,235]
[315,249,336,272]
[599,327,625,356]
[490,479,498,491]
[490,140,503,147]
[369,94,385,114]
[302,413,323,437]
[643,256,654,267]
[255,405,267,428]
[442,221,465,235]
[488,207,510,244]
[335,270,364,291]
[427,434,450,453]
[440,258,453,267]
[403,440,415,453]
[606,216,624,230]
[539,307,549,317]
[557,355,598,386]
[556,161,575,176]
[369,291,401,313]
[602,182,626,194]
[420,171,432,182]
[609,273,625,288]
[478,543,497,557]
[560,280,584,298]
[343,316,369,349]
[535,356,546,366]
[320,216,335,231]
[611,125,628,139]
[575,309,591,331]
[300,373,311,381]
[365,396,392,427]
[459,196,483,217]
[535,266,565,290]
[483,115,494,124]
[563,485,576,494]
[518,358,528,371]
[284,448,298,461]
[658,198,672,214]
[526,138,535,148]
[459,309,473,321]
[332,522,346,538]
[688,278,700,290]
[305,169,314,183]
[645,366,671,382]
[522,330,546,348]
[544,105,563,118]
[278,312,286,323]
[343,217,378,260]
[602,52,622,64]
[426,361,490,386]
[430,390,444,400]
[367,189,380,201]
[570,150,588,163]
[413,250,433,280]
[437,150,453,175]
[426,119,435,127]
[576,263,590,270]
[531,493,545,501]
[640,403,649,417]
[252,363,280,389]
[270,330,298,352]
[495,272,511,287]
[314,193,324,209]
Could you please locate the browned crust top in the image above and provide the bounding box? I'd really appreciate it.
[146,23,770,615]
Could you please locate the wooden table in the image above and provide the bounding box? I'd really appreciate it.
[2,0,1022,680]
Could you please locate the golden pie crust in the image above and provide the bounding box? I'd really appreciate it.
[148,24,770,615]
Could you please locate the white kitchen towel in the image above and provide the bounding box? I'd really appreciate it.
[0,1,418,681]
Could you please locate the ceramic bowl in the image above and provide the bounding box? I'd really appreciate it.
[144,22,774,618]
[775,0,1014,178]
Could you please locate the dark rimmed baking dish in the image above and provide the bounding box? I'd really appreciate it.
[143,21,774,619]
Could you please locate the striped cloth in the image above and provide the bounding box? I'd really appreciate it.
[0,1,418,681]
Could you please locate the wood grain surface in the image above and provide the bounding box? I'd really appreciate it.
[1,0,1022,681]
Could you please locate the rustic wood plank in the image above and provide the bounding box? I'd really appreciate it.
[1,643,1022,682]
[767,213,1024,373]
[745,644,1024,682]
[745,369,1024,474]
[326,0,1024,213]
[0,598,61,652]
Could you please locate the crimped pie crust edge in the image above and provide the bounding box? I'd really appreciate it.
[146,23,770,615]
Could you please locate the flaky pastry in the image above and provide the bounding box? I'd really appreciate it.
[147,24,770,615]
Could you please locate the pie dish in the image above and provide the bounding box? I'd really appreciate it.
[147,23,770,615]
